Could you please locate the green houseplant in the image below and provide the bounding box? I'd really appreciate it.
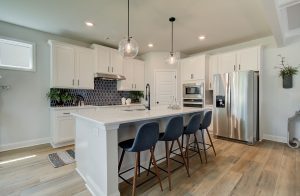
[47,89,73,106]
[129,91,144,103]
[276,55,299,89]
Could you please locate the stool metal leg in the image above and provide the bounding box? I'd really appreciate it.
[176,139,190,177]
[132,152,139,196]
[201,129,208,163]
[118,149,125,172]
[193,133,203,163]
[165,141,171,191]
[206,128,216,156]
[150,147,163,191]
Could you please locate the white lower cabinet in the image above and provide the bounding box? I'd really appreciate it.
[50,108,95,148]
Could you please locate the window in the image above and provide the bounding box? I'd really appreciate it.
[0,38,35,71]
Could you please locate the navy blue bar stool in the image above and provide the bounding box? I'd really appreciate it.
[199,110,216,163]
[118,122,163,196]
[182,113,203,173]
[147,116,190,191]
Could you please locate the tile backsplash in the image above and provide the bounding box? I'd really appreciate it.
[50,78,130,107]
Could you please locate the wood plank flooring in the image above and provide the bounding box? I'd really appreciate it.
[0,139,299,196]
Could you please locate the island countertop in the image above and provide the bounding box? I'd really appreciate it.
[71,106,210,126]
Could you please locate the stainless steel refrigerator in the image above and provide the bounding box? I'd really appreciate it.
[213,71,259,144]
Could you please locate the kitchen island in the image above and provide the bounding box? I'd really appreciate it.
[71,106,209,196]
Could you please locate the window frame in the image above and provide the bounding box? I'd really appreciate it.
[0,36,36,72]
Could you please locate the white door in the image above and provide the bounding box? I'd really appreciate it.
[134,60,145,91]
[191,55,205,80]
[52,44,76,88]
[237,47,260,71]
[110,49,123,75]
[155,70,177,106]
[209,55,219,90]
[76,47,95,89]
[219,51,236,74]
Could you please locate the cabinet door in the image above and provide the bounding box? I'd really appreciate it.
[118,59,134,90]
[218,52,236,74]
[181,58,192,82]
[51,43,76,88]
[191,55,205,80]
[209,55,219,90]
[133,60,145,91]
[110,49,123,75]
[54,116,75,144]
[237,47,260,71]
[94,45,110,74]
[76,47,95,89]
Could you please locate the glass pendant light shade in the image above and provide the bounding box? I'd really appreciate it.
[166,52,179,65]
[118,37,139,58]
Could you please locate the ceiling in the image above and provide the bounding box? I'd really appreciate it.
[0,0,272,54]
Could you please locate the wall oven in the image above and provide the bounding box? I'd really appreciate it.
[183,82,204,108]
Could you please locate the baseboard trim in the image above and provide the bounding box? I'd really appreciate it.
[0,137,50,152]
[263,134,287,143]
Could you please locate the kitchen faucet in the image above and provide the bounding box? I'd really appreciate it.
[145,83,150,110]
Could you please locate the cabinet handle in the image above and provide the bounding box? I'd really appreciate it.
[72,79,74,86]
[108,66,110,72]
[78,80,79,86]
[112,67,114,73]
[132,84,133,89]
[210,82,211,89]
[234,65,236,71]
[63,112,70,115]
[135,84,136,89]
[239,64,241,70]
[191,74,194,79]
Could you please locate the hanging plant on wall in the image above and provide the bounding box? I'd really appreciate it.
[276,55,299,89]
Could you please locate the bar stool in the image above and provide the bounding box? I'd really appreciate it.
[147,116,190,191]
[199,110,216,163]
[182,113,203,173]
[118,122,163,196]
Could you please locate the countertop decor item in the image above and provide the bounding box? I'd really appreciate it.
[166,17,179,65]
[125,98,131,105]
[276,55,299,89]
[129,91,144,103]
[47,89,73,106]
[118,0,139,58]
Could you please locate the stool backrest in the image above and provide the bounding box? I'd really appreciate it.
[185,113,202,134]
[200,110,212,129]
[160,116,183,141]
[128,122,159,152]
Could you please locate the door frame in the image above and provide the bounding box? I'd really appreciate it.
[154,69,178,106]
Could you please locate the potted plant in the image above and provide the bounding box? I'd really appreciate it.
[129,91,144,103]
[276,55,299,89]
[47,89,73,106]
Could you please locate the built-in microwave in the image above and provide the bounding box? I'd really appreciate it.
[183,82,204,99]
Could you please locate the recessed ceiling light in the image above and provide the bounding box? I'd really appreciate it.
[198,35,206,40]
[148,43,154,48]
[85,21,94,27]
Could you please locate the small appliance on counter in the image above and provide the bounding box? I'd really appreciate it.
[182,81,204,108]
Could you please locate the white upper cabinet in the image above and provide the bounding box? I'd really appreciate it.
[218,51,236,74]
[208,55,219,90]
[92,44,123,75]
[117,59,145,91]
[236,46,260,71]
[181,55,206,82]
[49,40,95,89]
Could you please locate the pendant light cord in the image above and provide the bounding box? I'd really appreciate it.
[127,0,130,41]
[171,21,174,54]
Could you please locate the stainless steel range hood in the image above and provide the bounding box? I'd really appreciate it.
[94,73,126,80]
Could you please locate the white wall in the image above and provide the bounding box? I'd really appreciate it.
[190,36,300,142]
[140,52,183,106]
[0,21,89,151]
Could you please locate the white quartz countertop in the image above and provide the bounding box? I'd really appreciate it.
[71,106,211,126]
[50,104,143,110]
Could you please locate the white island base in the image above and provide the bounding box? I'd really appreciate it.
[72,106,208,196]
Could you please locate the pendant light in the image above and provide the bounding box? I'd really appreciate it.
[166,17,179,65]
[118,0,139,58]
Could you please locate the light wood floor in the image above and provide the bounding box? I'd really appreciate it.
[0,138,299,196]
